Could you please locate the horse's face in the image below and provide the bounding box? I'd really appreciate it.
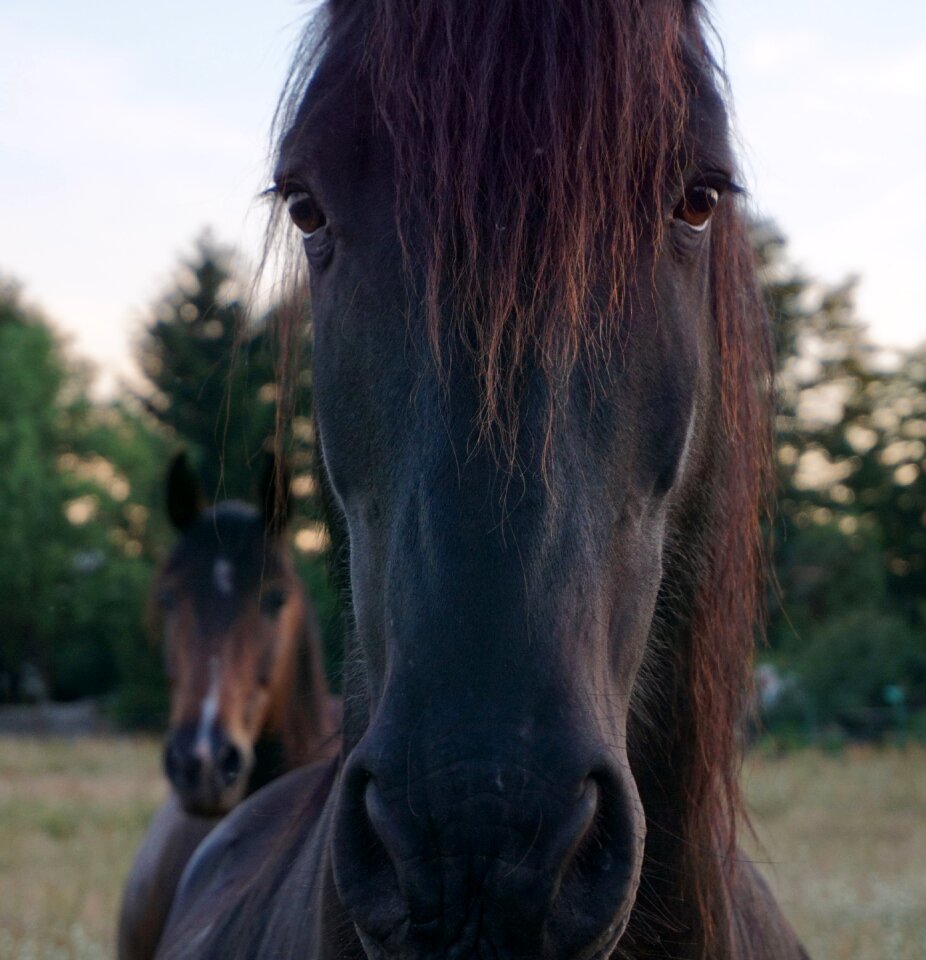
[157,460,301,816]
[278,21,734,959]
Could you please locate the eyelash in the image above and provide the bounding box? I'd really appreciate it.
[266,183,328,237]
[286,192,327,237]
[674,173,742,231]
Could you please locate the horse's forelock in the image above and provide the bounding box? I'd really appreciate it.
[363,0,701,454]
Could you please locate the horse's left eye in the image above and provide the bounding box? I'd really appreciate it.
[286,191,326,237]
[674,185,720,231]
[260,588,288,617]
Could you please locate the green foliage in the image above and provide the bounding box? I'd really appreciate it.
[52,401,173,710]
[137,233,282,501]
[758,223,926,734]
[0,274,177,712]
[797,610,925,719]
[769,521,886,654]
[0,281,70,698]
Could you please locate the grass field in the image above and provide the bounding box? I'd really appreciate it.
[0,737,923,959]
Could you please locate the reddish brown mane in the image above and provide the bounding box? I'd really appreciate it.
[366,0,693,456]
[675,204,772,954]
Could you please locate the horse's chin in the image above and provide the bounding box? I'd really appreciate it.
[175,782,248,819]
[350,892,636,960]
[353,926,630,960]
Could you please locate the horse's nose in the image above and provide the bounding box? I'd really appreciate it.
[215,740,243,786]
[164,735,202,791]
[164,725,250,815]
[333,755,643,958]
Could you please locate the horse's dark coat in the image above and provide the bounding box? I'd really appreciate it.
[158,1,809,957]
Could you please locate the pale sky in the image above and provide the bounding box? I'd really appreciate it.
[2,1,924,395]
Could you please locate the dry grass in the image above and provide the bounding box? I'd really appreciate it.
[0,737,923,959]
[743,744,926,960]
[0,737,165,960]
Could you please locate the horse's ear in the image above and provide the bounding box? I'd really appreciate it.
[166,451,202,531]
[258,450,291,534]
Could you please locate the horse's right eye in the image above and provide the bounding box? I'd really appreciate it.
[286,191,326,238]
[674,185,720,231]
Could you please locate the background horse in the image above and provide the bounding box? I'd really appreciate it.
[159,1,809,958]
[118,451,339,960]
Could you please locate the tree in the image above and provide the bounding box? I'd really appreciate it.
[758,225,926,723]
[52,399,172,718]
[0,280,71,699]
[0,275,173,714]
[137,234,279,501]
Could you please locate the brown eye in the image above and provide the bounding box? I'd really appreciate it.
[286,191,326,237]
[674,185,720,231]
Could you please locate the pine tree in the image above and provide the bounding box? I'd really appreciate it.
[137,234,280,501]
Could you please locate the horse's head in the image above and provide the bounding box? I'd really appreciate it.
[274,2,767,956]
[157,452,306,816]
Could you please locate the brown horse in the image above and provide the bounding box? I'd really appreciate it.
[117,452,339,960]
[158,1,810,957]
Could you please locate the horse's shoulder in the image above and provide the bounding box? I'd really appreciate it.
[157,760,338,959]
[118,795,218,960]
[732,853,811,959]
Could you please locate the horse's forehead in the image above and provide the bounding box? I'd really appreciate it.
[278,22,372,179]
[685,77,734,171]
[167,510,278,595]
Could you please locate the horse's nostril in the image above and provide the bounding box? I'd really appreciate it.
[216,742,243,785]
[332,768,407,950]
[165,742,201,790]
[553,776,601,871]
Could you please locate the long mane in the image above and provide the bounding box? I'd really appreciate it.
[271,1,772,957]
[365,0,695,454]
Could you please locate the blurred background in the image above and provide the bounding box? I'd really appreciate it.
[0,1,923,958]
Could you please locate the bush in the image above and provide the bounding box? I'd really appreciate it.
[796,609,926,722]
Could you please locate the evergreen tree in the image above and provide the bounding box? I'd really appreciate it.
[0,280,70,699]
[758,225,926,722]
[137,234,280,501]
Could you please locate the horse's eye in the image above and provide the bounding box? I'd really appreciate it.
[259,588,288,617]
[286,191,326,237]
[674,185,720,231]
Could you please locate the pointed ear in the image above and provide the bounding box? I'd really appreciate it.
[166,451,202,531]
[258,449,291,534]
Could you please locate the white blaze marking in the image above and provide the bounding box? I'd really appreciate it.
[213,557,234,597]
[194,656,221,761]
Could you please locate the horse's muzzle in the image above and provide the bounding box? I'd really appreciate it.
[164,723,251,816]
[332,750,644,960]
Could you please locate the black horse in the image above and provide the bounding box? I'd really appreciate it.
[158,1,809,958]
